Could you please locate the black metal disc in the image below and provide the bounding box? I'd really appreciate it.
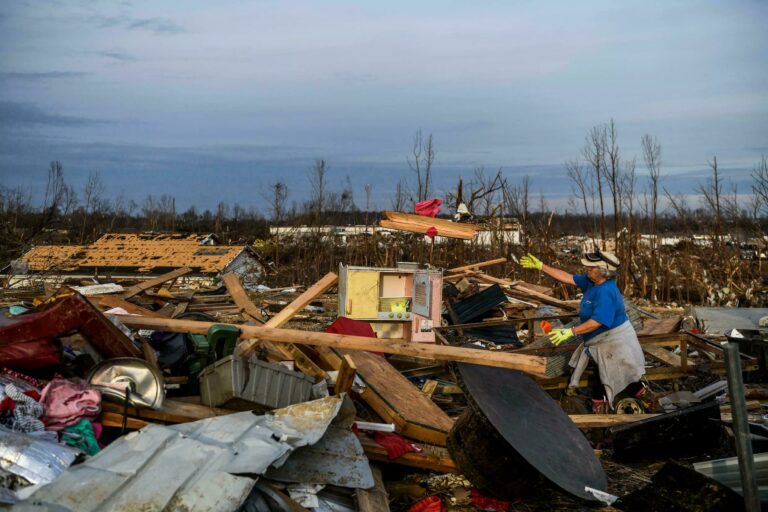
[455,362,607,501]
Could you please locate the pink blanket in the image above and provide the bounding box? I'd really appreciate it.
[40,378,101,431]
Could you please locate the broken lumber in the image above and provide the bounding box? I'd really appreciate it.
[90,295,167,318]
[379,211,479,240]
[114,315,549,376]
[101,398,232,423]
[317,348,454,445]
[569,414,661,428]
[355,466,390,512]
[447,257,507,273]
[358,436,457,473]
[121,267,192,299]
[334,354,357,395]
[222,272,265,323]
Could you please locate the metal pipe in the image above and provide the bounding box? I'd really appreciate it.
[723,341,760,511]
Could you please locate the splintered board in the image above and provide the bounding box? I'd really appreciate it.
[316,346,454,446]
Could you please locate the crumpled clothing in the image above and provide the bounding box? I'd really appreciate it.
[62,419,101,456]
[470,489,511,511]
[40,378,101,431]
[0,383,44,433]
[415,198,442,217]
[373,432,421,460]
[568,320,645,406]
[425,226,438,238]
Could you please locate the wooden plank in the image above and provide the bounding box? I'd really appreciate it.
[421,380,438,398]
[636,316,681,336]
[644,345,683,367]
[237,273,338,380]
[115,315,550,376]
[356,466,390,512]
[121,267,193,299]
[334,354,357,395]
[172,301,189,317]
[262,272,338,329]
[569,414,661,428]
[358,436,457,473]
[100,411,151,430]
[101,398,233,424]
[447,258,507,273]
[91,296,167,318]
[380,211,478,240]
[222,272,265,323]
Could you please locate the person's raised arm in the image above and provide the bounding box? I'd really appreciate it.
[519,253,576,286]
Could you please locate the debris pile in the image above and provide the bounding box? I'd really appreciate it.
[0,230,766,511]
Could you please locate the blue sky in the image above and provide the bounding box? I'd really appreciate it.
[1,0,766,213]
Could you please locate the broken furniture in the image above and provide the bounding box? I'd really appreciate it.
[338,263,443,343]
[447,357,607,501]
[0,291,140,368]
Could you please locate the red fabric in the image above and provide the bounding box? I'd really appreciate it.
[414,199,442,217]
[425,227,438,238]
[0,338,61,369]
[0,396,15,414]
[409,495,445,512]
[325,317,377,338]
[469,489,511,511]
[23,389,41,402]
[373,431,421,459]
[325,317,384,356]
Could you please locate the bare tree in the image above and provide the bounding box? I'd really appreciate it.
[699,156,724,244]
[308,159,328,222]
[80,171,104,242]
[582,125,608,246]
[390,178,411,211]
[751,154,768,217]
[364,183,372,226]
[503,175,530,246]
[407,129,435,202]
[642,134,662,300]
[40,160,69,231]
[260,181,289,223]
[566,158,593,218]
[604,119,622,234]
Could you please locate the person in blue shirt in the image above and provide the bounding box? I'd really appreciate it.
[520,250,647,412]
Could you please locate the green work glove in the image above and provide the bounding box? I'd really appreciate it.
[519,253,543,270]
[549,328,574,346]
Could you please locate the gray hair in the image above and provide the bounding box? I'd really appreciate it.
[597,267,617,280]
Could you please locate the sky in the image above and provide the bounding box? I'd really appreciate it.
[0,0,766,214]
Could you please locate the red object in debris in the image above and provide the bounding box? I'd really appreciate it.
[0,292,140,368]
[425,227,438,238]
[540,320,553,334]
[373,431,421,459]
[469,489,512,511]
[414,198,442,217]
[325,316,383,356]
[408,495,445,512]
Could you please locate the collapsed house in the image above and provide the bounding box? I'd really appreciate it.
[3,233,265,288]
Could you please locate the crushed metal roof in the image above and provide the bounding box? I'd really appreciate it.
[17,396,344,511]
[19,233,257,274]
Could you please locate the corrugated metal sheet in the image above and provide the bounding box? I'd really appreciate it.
[17,396,343,512]
[694,452,768,500]
[693,306,768,335]
[266,425,374,489]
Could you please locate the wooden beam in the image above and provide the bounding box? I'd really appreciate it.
[447,258,507,273]
[100,411,151,430]
[356,466,390,512]
[114,315,549,376]
[101,398,232,424]
[261,272,338,329]
[421,380,438,398]
[334,354,357,395]
[121,267,192,299]
[91,296,167,318]
[643,345,683,367]
[222,273,265,323]
[569,414,661,428]
[359,436,458,473]
[380,211,478,240]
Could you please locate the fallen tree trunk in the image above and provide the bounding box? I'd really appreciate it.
[114,315,548,376]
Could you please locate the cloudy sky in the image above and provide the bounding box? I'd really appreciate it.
[1,0,766,213]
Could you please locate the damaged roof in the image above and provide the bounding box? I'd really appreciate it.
[18,233,257,274]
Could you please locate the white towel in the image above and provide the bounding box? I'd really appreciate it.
[568,320,646,406]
